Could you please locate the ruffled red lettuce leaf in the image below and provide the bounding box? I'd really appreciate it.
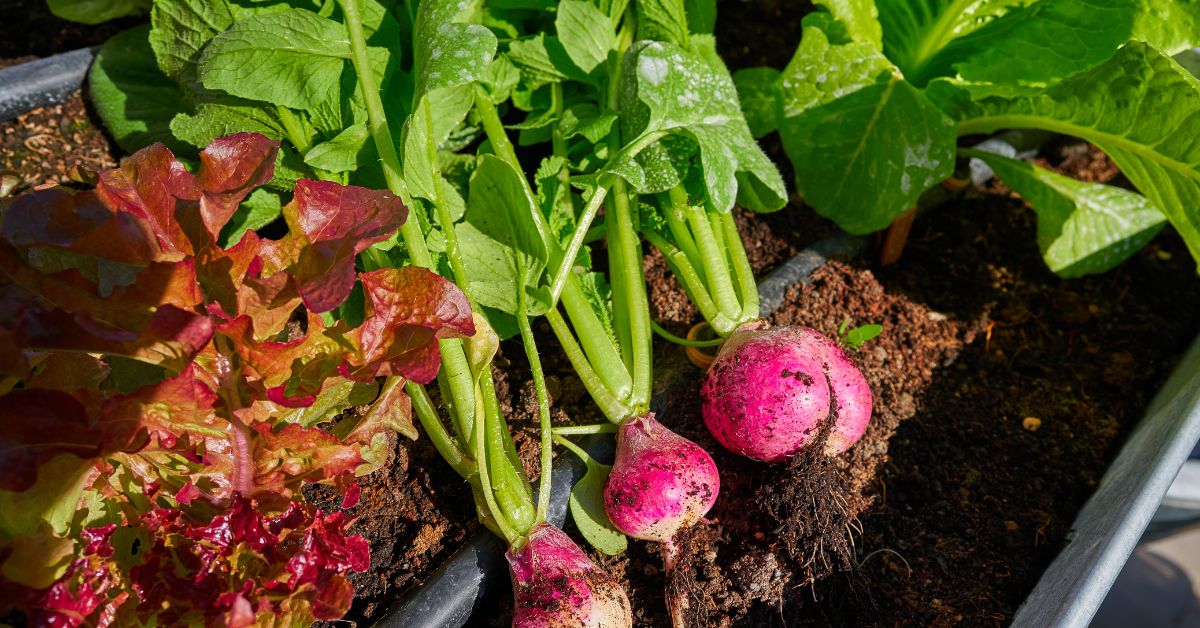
[216,313,349,407]
[195,231,301,340]
[286,180,408,313]
[100,365,220,450]
[351,266,475,384]
[0,133,477,623]
[3,498,367,627]
[0,247,203,332]
[195,133,279,241]
[0,389,147,492]
[26,353,110,392]
[92,143,199,263]
[2,136,278,268]
[339,376,418,443]
[2,188,161,265]
[13,303,213,372]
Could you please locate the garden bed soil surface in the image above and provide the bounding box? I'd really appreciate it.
[323,142,1199,627]
[4,2,1200,624]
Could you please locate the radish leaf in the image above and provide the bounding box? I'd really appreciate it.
[938,42,1200,269]
[570,460,628,555]
[965,149,1167,277]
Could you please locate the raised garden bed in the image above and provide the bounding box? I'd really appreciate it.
[2,1,1200,627]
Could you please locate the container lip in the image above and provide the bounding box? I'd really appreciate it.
[0,47,97,123]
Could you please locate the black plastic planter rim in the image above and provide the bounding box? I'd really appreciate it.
[0,47,96,123]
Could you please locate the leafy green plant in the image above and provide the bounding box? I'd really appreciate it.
[0,133,474,624]
[738,0,1200,276]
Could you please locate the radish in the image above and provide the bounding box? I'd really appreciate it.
[599,414,717,626]
[604,414,720,543]
[507,522,633,628]
[700,324,872,461]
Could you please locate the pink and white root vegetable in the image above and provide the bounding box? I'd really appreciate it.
[507,522,632,628]
[603,414,720,543]
[701,324,872,462]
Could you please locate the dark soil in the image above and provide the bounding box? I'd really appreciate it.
[0,0,137,62]
[304,424,478,622]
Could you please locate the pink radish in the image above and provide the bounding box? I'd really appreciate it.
[700,324,872,461]
[506,522,632,627]
[603,414,719,543]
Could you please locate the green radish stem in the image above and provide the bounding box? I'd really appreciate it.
[276,105,313,154]
[650,320,724,348]
[474,84,522,172]
[608,178,653,411]
[553,424,619,436]
[551,432,596,463]
[474,370,519,544]
[583,224,607,244]
[545,130,663,311]
[545,308,633,422]
[722,211,760,324]
[517,266,555,522]
[663,187,708,284]
[551,82,573,214]
[649,184,766,337]
[340,0,539,540]
[407,381,475,479]
[549,185,609,306]
[684,200,739,326]
[473,94,647,424]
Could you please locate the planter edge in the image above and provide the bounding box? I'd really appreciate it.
[0,48,96,123]
[1012,335,1200,627]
